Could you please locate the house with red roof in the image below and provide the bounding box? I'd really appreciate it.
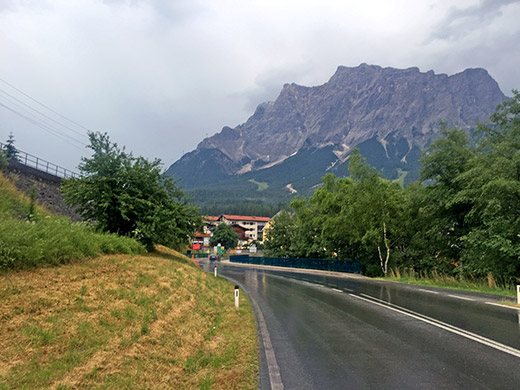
[219,214,270,242]
[199,214,271,244]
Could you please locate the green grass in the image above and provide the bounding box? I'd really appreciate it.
[248,179,269,192]
[0,172,144,270]
[382,268,517,297]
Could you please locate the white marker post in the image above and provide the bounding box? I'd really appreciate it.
[214,263,218,277]
[235,285,239,309]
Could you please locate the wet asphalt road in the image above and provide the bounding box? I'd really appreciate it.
[202,260,520,389]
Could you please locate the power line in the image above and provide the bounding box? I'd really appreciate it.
[0,94,86,148]
[0,102,85,151]
[0,89,85,145]
[0,77,97,138]
[0,87,87,139]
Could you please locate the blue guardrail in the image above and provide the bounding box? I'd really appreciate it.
[229,255,360,274]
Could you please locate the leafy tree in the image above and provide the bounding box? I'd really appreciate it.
[346,150,406,276]
[265,151,407,276]
[62,132,201,251]
[418,127,474,274]
[290,175,356,260]
[455,91,520,282]
[411,92,520,284]
[209,223,238,250]
[264,211,297,256]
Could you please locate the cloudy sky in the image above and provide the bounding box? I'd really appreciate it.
[1,0,519,173]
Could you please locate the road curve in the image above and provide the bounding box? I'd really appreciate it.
[205,261,520,389]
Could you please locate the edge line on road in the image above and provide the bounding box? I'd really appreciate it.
[351,293,520,359]
[485,301,520,311]
[248,298,284,390]
[418,288,440,294]
[447,294,475,301]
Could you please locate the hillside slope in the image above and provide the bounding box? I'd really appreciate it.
[0,247,258,389]
[0,171,144,269]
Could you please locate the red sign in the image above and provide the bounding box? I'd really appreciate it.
[192,244,201,250]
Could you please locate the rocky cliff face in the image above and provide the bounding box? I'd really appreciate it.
[166,64,506,190]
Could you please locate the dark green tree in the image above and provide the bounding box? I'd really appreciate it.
[62,132,202,251]
[410,92,520,284]
[418,127,474,275]
[209,223,238,250]
[4,132,17,159]
[455,91,520,283]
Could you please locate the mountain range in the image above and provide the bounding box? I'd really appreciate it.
[166,64,506,209]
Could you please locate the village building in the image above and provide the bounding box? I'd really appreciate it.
[191,232,211,250]
[194,214,271,249]
[218,214,270,242]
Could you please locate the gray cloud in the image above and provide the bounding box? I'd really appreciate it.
[430,0,520,41]
[0,1,518,172]
[0,0,51,13]
[103,0,205,24]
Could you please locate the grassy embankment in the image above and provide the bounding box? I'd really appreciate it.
[383,268,517,299]
[0,248,257,389]
[0,172,144,268]
[0,172,258,388]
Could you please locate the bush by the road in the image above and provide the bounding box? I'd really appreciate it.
[62,132,202,251]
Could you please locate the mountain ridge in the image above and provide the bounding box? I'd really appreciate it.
[166,63,506,201]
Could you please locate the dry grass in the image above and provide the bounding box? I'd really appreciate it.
[0,247,258,389]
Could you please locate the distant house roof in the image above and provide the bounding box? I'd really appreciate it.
[204,216,220,221]
[221,214,270,223]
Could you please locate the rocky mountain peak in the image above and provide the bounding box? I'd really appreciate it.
[167,64,506,190]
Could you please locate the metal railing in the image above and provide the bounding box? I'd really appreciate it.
[1,141,79,179]
[230,255,361,274]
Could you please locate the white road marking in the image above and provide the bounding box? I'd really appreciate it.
[349,293,520,359]
[418,288,440,294]
[447,294,475,301]
[249,298,284,389]
[485,302,520,311]
[331,288,343,293]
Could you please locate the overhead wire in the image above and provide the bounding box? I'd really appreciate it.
[0,102,85,151]
[0,77,94,137]
[0,91,86,149]
[0,77,108,155]
[0,87,88,140]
